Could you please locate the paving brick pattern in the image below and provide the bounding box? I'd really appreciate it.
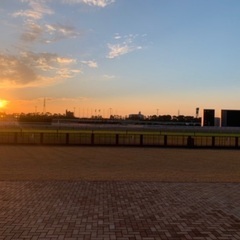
[0,181,240,240]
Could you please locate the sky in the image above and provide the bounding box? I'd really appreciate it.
[0,0,240,118]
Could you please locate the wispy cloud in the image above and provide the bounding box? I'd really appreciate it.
[114,33,122,40]
[8,0,112,46]
[81,60,98,68]
[0,53,37,86]
[56,96,90,102]
[62,0,115,7]
[21,21,44,42]
[20,22,80,44]
[103,74,116,80]
[107,44,132,59]
[0,52,80,88]
[1,0,115,89]
[13,10,42,20]
[45,23,80,42]
[13,1,54,20]
[107,34,142,59]
[13,1,80,44]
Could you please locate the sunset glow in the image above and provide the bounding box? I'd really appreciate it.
[0,100,8,109]
[1,1,240,117]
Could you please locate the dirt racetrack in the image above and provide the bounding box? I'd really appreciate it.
[0,146,239,182]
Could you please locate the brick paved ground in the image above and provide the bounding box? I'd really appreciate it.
[0,181,240,240]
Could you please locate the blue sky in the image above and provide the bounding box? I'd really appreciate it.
[0,0,240,117]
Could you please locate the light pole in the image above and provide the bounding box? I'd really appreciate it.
[109,108,112,118]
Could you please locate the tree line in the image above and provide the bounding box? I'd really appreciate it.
[0,111,201,124]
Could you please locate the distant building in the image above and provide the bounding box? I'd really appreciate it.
[65,110,74,118]
[128,111,144,120]
[203,109,215,126]
[221,110,240,127]
[214,117,221,127]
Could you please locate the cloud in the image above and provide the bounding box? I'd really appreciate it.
[12,1,80,44]
[114,33,121,40]
[1,0,115,89]
[62,0,115,7]
[0,52,80,88]
[107,44,130,59]
[19,21,80,44]
[0,54,37,85]
[107,34,142,59]
[45,23,80,42]
[13,10,43,20]
[57,96,90,102]
[81,60,98,68]
[21,21,44,42]
[13,1,54,20]
[103,74,116,80]
[10,0,109,45]
[57,57,76,64]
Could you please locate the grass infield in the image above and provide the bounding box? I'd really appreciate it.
[1,126,240,137]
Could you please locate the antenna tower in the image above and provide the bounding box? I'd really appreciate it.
[196,107,199,118]
[43,98,46,114]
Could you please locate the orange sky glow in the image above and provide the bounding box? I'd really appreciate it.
[1,1,240,119]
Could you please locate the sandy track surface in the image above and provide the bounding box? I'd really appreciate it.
[0,146,239,182]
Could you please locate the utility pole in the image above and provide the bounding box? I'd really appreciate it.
[43,98,46,114]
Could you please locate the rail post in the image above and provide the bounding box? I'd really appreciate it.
[66,133,69,145]
[235,137,239,148]
[91,133,94,145]
[40,133,44,144]
[116,134,119,145]
[187,136,194,148]
[14,132,18,144]
[212,136,215,147]
[164,135,167,147]
[140,134,143,146]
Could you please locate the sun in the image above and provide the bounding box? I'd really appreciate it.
[0,99,8,109]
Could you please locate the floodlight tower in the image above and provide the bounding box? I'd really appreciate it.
[43,98,47,114]
[196,107,199,118]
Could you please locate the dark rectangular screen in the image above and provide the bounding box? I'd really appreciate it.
[226,110,240,127]
[203,109,215,126]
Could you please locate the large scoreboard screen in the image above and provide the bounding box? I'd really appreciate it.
[221,110,240,127]
[203,109,215,126]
